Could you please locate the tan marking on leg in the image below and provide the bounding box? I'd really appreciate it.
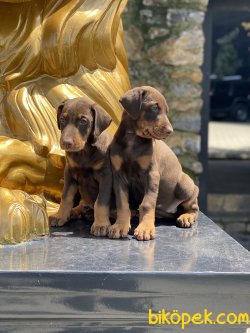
[108,190,131,239]
[134,207,156,241]
[94,204,110,222]
[49,184,77,227]
[139,207,155,225]
[91,202,111,237]
[116,208,131,224]
[111,155,123,171]
[137,155,151,171]
[117,189,131,224]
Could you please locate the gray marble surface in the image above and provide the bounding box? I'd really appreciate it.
[1,212,250,272]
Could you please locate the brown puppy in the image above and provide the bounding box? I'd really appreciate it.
[108,86,199,241]
[49,97,112,227]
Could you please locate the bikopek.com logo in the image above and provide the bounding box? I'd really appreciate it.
[148,308,249,330]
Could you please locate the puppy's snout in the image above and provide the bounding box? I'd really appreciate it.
[62,138,74,150]
[165,125,173,136]
[159,124,173,137]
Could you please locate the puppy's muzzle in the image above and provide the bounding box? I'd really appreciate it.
[61,138,74,150]
[148,125,173,139]
[60,124,86,151]
[61,138,85,151]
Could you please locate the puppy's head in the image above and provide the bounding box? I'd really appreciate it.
[119,86,173,140]
[57,97,112,152]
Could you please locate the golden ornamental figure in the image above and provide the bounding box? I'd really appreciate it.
[0,0,130,244]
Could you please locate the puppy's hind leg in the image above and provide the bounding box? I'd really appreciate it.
[175,173,199,228]
[49,169,78,227]
[70,199,85,219]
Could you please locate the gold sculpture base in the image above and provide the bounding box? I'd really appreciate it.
[0,188,49,244]
[0,0,130,244]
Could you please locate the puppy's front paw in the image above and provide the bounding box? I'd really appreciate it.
[134,224,156,241]
[49,214,68,227]
[177,213,196,228]
[108,222,130,239]
[91,221,110,237]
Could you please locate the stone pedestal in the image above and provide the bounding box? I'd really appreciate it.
[0,213,249,332]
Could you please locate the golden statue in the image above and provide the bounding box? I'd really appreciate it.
[0,0,130,244]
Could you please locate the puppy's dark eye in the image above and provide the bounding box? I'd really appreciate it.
[79,117,88,125]
[151,104,159,112]
[60,116,66,125]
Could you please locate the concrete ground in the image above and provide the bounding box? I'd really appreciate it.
[208,120,250,251]
[208,121,250,159]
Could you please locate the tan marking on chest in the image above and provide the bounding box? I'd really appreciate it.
[67,156,79,168]
[137,155,151,171]
[111,155,123,171]
[92,160,104,171]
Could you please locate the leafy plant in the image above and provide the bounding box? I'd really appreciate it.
[214,28,242,78]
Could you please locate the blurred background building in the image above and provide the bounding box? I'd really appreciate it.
[123,0,250,249]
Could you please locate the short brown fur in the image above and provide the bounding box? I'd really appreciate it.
[49,97,112,231]
[107,86,199,241]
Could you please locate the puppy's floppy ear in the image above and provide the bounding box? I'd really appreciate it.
[119,87,145,120]
[57,100,67,129]
[91,104,112,137]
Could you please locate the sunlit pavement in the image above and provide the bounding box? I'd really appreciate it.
[208,121,250,251]
[208,121,250,159]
